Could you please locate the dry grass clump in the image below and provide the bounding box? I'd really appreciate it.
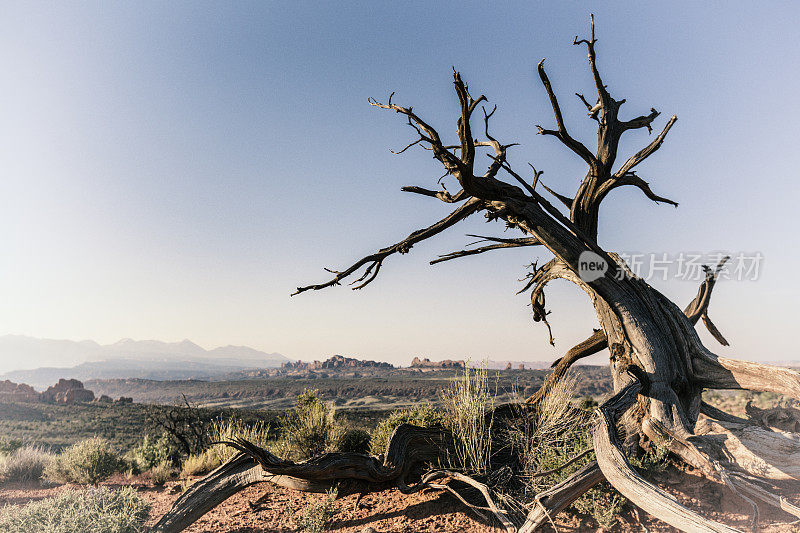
[44,437,123,485]
[181,418,271,477]
[149,461,177,486]
[514,372,594,494]
[0,486,150,533]
[441,363,495,475]
[0,445,53,483]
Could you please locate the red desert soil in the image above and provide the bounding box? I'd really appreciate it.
[2,469,799,532]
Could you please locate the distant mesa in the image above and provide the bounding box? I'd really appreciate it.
[410,357,465,369]
[0,377,134,405]
[282,354,393,372]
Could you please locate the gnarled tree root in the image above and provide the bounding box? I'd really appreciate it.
[153,424,455,532]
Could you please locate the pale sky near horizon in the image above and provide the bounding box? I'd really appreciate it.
[1,2,799,373]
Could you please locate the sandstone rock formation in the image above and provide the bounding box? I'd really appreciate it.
[41,378,95,404]
[410,357,465,369]
[0,379,40,402]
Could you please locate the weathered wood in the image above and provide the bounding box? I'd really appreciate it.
[594,378,741,533]
[154,425,454,532]
[519,461,605,532]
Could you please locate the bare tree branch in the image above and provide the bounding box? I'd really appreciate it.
[621,107,660,133]
[598,171,678,207]
[614,115,678,176]
[540,182,574,210]
[292,198,483,295]
[575,92,601,120]
[572,14,612,113]
[536,59,598,169]
[431,237,541,265]
[401,185,468,203]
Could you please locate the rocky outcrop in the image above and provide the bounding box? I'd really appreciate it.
[410,357,465,369]
[282,355,393,372]
[41,378,95,404]
[96,394,113,403]
[0,380,40,402]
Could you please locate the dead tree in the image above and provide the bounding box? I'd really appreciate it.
[155,16,800,532]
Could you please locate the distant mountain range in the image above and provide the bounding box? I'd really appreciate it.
[0,335,287,389]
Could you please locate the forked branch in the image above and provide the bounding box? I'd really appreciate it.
[536,59,598,170]
[614,115,678,176]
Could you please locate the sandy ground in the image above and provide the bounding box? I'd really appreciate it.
[2,469,799,532]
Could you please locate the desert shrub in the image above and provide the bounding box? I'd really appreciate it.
[510,373,622,526]
[337,428,370,454]
[0,486,150,533]
[45,437,123,485]
[0,445,53,483]
[295,487,337,533]
[181,417,271,477]
[511,373,594,494]
[279,389,344,461]
[149,461,176,486]
[441,364,496,474]
[370,404,441,457]
[129,433,181,470]
[572,484,626,528]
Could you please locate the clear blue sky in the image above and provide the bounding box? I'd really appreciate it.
[1,1,798,372]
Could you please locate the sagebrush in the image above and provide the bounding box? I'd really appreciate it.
[45,437,122,485]
[0,486,150,533]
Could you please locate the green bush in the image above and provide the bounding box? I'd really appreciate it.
[129,433,181,470]
[0,445,53,483]
[295,487,337,533]
[279,389,344,461]
[369,404,441,457]
[45,437,123,485]
[337,429,370,454]
[0,486,150,533]
[181,417,272,477]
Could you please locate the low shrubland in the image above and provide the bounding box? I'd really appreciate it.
[44,437,123,485]
[0,486,150,533]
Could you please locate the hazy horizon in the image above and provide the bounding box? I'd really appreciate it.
[3,2,799,374]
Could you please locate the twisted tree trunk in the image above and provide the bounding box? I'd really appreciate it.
[155,15,800,533]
